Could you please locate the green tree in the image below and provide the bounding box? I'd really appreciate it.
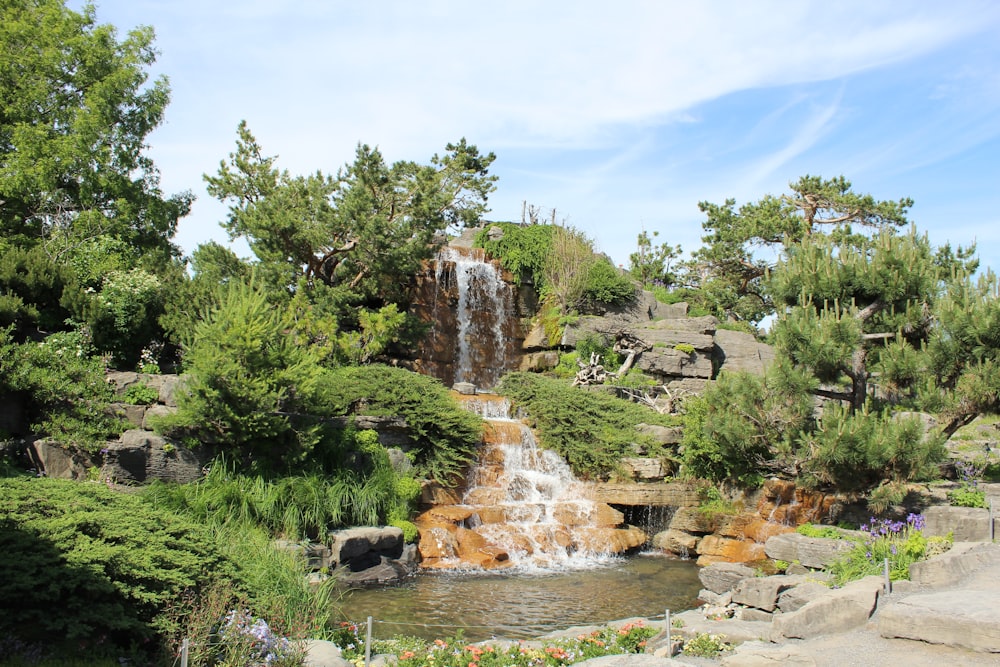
[629,229,682,287]
[205,122,496,304]
[0,0,191,262]
[688,175,911,324]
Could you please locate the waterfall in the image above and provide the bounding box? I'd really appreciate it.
[415,394,646,571]
[412,245,522,390]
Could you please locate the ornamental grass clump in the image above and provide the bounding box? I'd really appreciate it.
[827,513,951,586]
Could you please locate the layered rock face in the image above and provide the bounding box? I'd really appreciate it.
[415,394,647,569]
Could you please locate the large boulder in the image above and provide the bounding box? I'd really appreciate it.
[28,438,95,480]
[592,482,701,507]
[329,526,404,567]
[102,430,203,484]
[909,541,1000,588]
[732,575,805,612]
[923,505,992,543]
[769,576,883,641]
[713,328,774,376]
[763,532,855,570]
[699,562,755,594]
[878,590,1000,652]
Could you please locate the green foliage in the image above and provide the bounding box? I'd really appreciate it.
[681,632,733,658]
[948,486,986,508]
[206,122,494,306]
[160,279,328,470]
[389,519,420,543]
[0,0,191,262]
[687,175,911,324]
[84,268,164,368]
[0,477,242,654]
[0,246,77,336]
[827,514,951,586]
[320,365,482,484]
[795,523,845,539]
[629,229,682,287]
[697,486,742,518]
[680,366,812,486]
[497,372,679,480]
[581,258,637,310]
[123,382,159,405]
[474,222,555,285]
[366,621,656,667]
[673,343,695,355]
[0,327,123,449]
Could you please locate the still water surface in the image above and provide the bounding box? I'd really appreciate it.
[334,554,701,642]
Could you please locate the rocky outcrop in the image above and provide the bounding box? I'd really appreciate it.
[770,576,884,641]
[327,526,419,586]
[922,505,994,543]
[878,590,1000,652]
[592,481,701,507]
[763,533,855,570]
[102,429,203,484]
[27,438,95,480]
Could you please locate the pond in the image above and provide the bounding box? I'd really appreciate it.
[333,553,702,642]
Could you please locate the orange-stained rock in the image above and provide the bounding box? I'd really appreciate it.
[455,527,489,555]
[416,505,475,525]
[574,525,648,554]
[463,546,513,570]
[483,421,523,445]
[420,482,463,506]
[552,501,592,527]
[473,506,507,524]
[464,488,506,506]
[417,526,458,560]
[695,534,765,564]
[668,506,719,534]
[592,502,626,527]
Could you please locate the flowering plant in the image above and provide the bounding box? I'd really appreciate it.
[339,620,656,667]
[208,609,301,666]
[828,513,950,585]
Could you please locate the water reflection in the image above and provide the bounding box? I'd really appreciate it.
[334,554,701,641]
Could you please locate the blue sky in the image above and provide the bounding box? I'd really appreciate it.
[81,1,1000,271]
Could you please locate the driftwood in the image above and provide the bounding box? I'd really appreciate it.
[572,352,608,387]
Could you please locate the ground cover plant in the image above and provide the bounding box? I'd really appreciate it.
[497,372,679,479]
[826,513,952,586]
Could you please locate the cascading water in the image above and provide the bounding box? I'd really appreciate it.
[411,245,522,390]
[415,394,647,570]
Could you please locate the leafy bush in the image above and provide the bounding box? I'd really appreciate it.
[0,328,123,450]
[681,632,733,658]
[0,477,242,655]
[474,222,554,286]
[948,459,988,508]
[123,382,160,405]
[581,258,636,309]
[320,365,482,484]
[497,372,679,479]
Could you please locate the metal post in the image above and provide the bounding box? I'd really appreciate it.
[883,558,891,594]
[365,616,373,667]
[664,609,672,656]
[991,499,995,542]
[180,638,189,667]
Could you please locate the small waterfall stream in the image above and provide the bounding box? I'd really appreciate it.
[412,245,523,390]
[415,394,647,570]
[461,396,624,569]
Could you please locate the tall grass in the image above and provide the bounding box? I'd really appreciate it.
[143,462,399,541]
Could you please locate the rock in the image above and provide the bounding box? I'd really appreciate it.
[721,642,817,666]
[713,328,774,376]
[732,575,804,612]
[652,529,701,554]
[923,505,992,542]
[141,403,175,430]
[592,482,702,507]
[102,430,202,484]
[763,532,855,570]
[521,323,551,351]
[334,556,413,586]
[520,351,559,372]
[909,541,1000,588]
[877,589,1000,652]
[635,348,714,380]
[699,562,756,594]
[736,608,774,623]
[668,506,719,533]
[769,576,883,641]
[636,423,684,444]
[696,534,766,565]
[452,382,477,395]
[155,374,186,407]
[28,438,95,480]
[698,589,733,606]
[329,526,404,566]
[776,582,829,613]
[620,457,668,481]
[571,654,685,666]
[300,639,351,667]
[671,609,772,646]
